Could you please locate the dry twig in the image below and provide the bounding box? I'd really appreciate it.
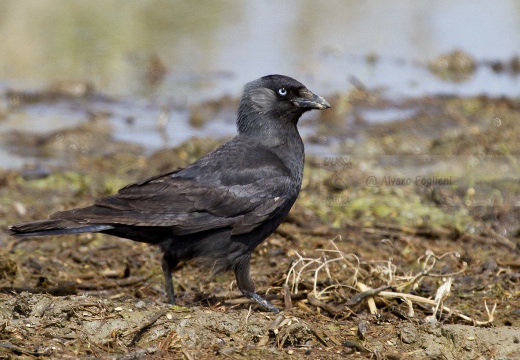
[284,238,495,326]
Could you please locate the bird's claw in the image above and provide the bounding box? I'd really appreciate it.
[241,290,279,312]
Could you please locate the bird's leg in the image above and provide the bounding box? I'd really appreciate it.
[161,253,179,304]
[234,256,279,312]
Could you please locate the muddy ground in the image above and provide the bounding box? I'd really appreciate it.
[1,83,520,359]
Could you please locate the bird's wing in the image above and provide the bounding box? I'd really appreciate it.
[51,145,295,236]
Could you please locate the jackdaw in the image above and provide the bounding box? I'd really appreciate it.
[10,74,330,312]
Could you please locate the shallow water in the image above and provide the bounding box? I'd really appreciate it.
[0,0,519,168]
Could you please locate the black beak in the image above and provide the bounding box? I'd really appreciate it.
[293,89,331,110]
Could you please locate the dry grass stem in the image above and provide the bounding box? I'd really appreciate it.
[285,238,494,326]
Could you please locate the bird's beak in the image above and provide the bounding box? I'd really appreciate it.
[293,89,331,110]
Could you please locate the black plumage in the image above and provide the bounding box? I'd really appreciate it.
[10,75,330,312]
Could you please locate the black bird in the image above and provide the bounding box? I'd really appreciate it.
[10,75,330,312]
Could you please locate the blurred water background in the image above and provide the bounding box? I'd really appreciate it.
[0,0,519,167]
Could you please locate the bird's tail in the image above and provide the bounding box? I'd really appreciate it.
[9,219,113,238]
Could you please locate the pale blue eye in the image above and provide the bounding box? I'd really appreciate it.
[278,88,287,96]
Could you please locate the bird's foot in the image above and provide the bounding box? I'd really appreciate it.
[241,290,279,312]
[166,292,176,305]
[167,297,176,305]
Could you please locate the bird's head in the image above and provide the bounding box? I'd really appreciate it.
[237,75,330,135]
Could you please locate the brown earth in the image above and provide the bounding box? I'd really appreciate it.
[1,85,520,359]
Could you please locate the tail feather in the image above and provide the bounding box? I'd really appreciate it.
[9,219,113,238]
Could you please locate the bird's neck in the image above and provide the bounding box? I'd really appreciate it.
[237,111,304,183]
[237,110,302,147]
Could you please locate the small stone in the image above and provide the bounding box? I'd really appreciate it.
[134,301,146,309]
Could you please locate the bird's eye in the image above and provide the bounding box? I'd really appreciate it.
[277,88,288,96]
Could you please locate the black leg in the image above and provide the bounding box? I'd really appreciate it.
[234,255,279,313]
[161,253,179,304]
